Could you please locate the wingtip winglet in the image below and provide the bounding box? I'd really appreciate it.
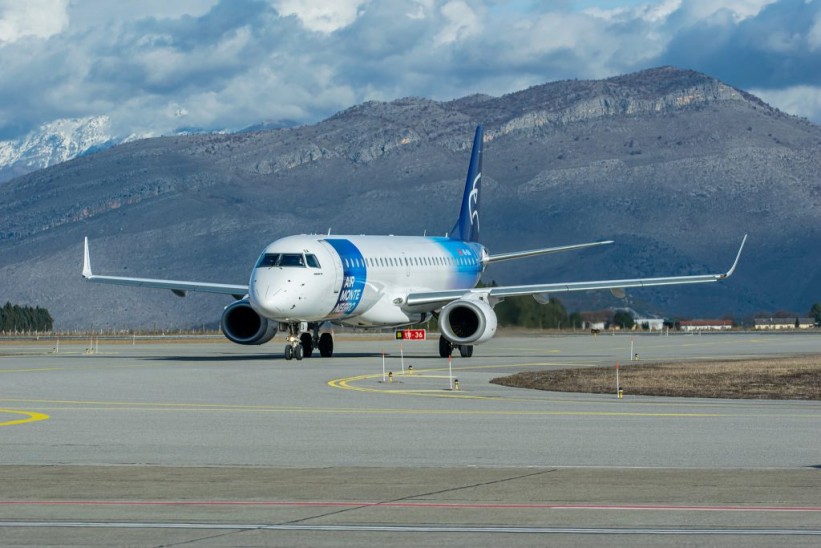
[721,234,747,279]
[82,237,92,278]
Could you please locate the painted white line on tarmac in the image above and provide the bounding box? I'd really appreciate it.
[0,522,820,535]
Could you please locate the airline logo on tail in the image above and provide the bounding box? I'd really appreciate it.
[468,172,480,231]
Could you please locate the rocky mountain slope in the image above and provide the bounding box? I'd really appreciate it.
[1,67,819,329]
[0,116,122,183]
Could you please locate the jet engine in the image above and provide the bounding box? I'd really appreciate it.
[439,296,497,345]
[221,300,277,345]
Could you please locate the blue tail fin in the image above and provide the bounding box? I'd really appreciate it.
[450,125,483,242]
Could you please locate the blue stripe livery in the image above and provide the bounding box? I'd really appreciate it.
[324,239,367,316]
[433,237,483,288]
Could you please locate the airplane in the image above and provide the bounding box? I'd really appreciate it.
[82,125,747,360]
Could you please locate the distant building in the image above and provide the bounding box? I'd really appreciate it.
[754,318,815,330]
[679,319,733,332]
[633,318,665,331]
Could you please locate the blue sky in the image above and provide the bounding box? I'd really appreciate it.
[0,0,819,140]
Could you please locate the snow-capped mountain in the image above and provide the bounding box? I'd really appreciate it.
[0,116,298,184]
[0,116,124,183]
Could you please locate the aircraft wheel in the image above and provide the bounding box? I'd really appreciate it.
[459,345,474,358]
[300,333,313,357]
[294,344,304,361]
[318,333,334,357]
[284,345,294,360]
[438,335,453,358]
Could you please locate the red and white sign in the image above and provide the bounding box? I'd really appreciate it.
[395,329,426,340]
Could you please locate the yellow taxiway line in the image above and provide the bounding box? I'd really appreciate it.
[0,409,50,427]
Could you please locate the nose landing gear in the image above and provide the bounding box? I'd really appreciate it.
[283,323,304,361]
[282,322,333,360]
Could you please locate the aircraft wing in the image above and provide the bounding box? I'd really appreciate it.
[82,238,248,298]
[405,235,747,310]
[485,240,613,264]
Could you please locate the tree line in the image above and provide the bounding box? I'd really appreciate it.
[0,302,54,332]
[425,281,581,330]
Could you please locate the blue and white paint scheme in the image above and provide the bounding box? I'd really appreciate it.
[82,125,747,360]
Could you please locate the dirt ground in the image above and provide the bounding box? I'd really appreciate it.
[491,355,821,400]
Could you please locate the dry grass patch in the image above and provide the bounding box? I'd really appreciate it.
[491,355,821,400]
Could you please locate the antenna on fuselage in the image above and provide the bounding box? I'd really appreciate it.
[327,228,332,235]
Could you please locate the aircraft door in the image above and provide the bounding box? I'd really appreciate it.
[318,240,344,295]
[402,252,410,278]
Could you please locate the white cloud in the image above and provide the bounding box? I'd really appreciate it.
[2,0,821,142]
[684,0,779,22]
[752,85,821,122]
[505,12,599,56]
[809,9,821,50]
[434,1,482,45]
[406,0,433,20]
[272,0,369,33]
[0,0,69,43]
[67,0,219,28]
[585,0,681,23]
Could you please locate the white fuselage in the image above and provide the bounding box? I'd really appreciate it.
[248,234,485,327]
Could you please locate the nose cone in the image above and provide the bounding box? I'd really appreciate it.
[250,268,282,316]
[249,268,310,319]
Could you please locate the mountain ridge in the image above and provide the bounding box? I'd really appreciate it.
[0,66,818,329]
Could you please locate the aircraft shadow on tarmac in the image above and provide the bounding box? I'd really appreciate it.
[143,352,423,362]
[143,352,611,363]
[145,354,282,362]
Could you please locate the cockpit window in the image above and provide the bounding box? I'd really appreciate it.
[279,253,305,267]
[306,254,321,268]
[256,253,281,268]
[255,253,307,268]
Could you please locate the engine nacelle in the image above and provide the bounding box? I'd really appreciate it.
[221,300,277,345]
[439,296,497,345]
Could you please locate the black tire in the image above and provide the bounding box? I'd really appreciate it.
[438,335,453,358]
[294,344,304,361]
[284,345,294,360]
[318,333,334,357]
[459,345,474,358]
[300,333,313,358]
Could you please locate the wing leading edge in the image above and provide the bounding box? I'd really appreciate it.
[405,235,748,310]
[485,240,614,264]
[82,237,248,298]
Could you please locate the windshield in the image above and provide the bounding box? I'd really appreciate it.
[256,253,308,268]
[279,254,305,267]
[257,253,320,268]
[256,253,280,268]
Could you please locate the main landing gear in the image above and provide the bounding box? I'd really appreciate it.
[438,335,473,358]
[283,322,334,360]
